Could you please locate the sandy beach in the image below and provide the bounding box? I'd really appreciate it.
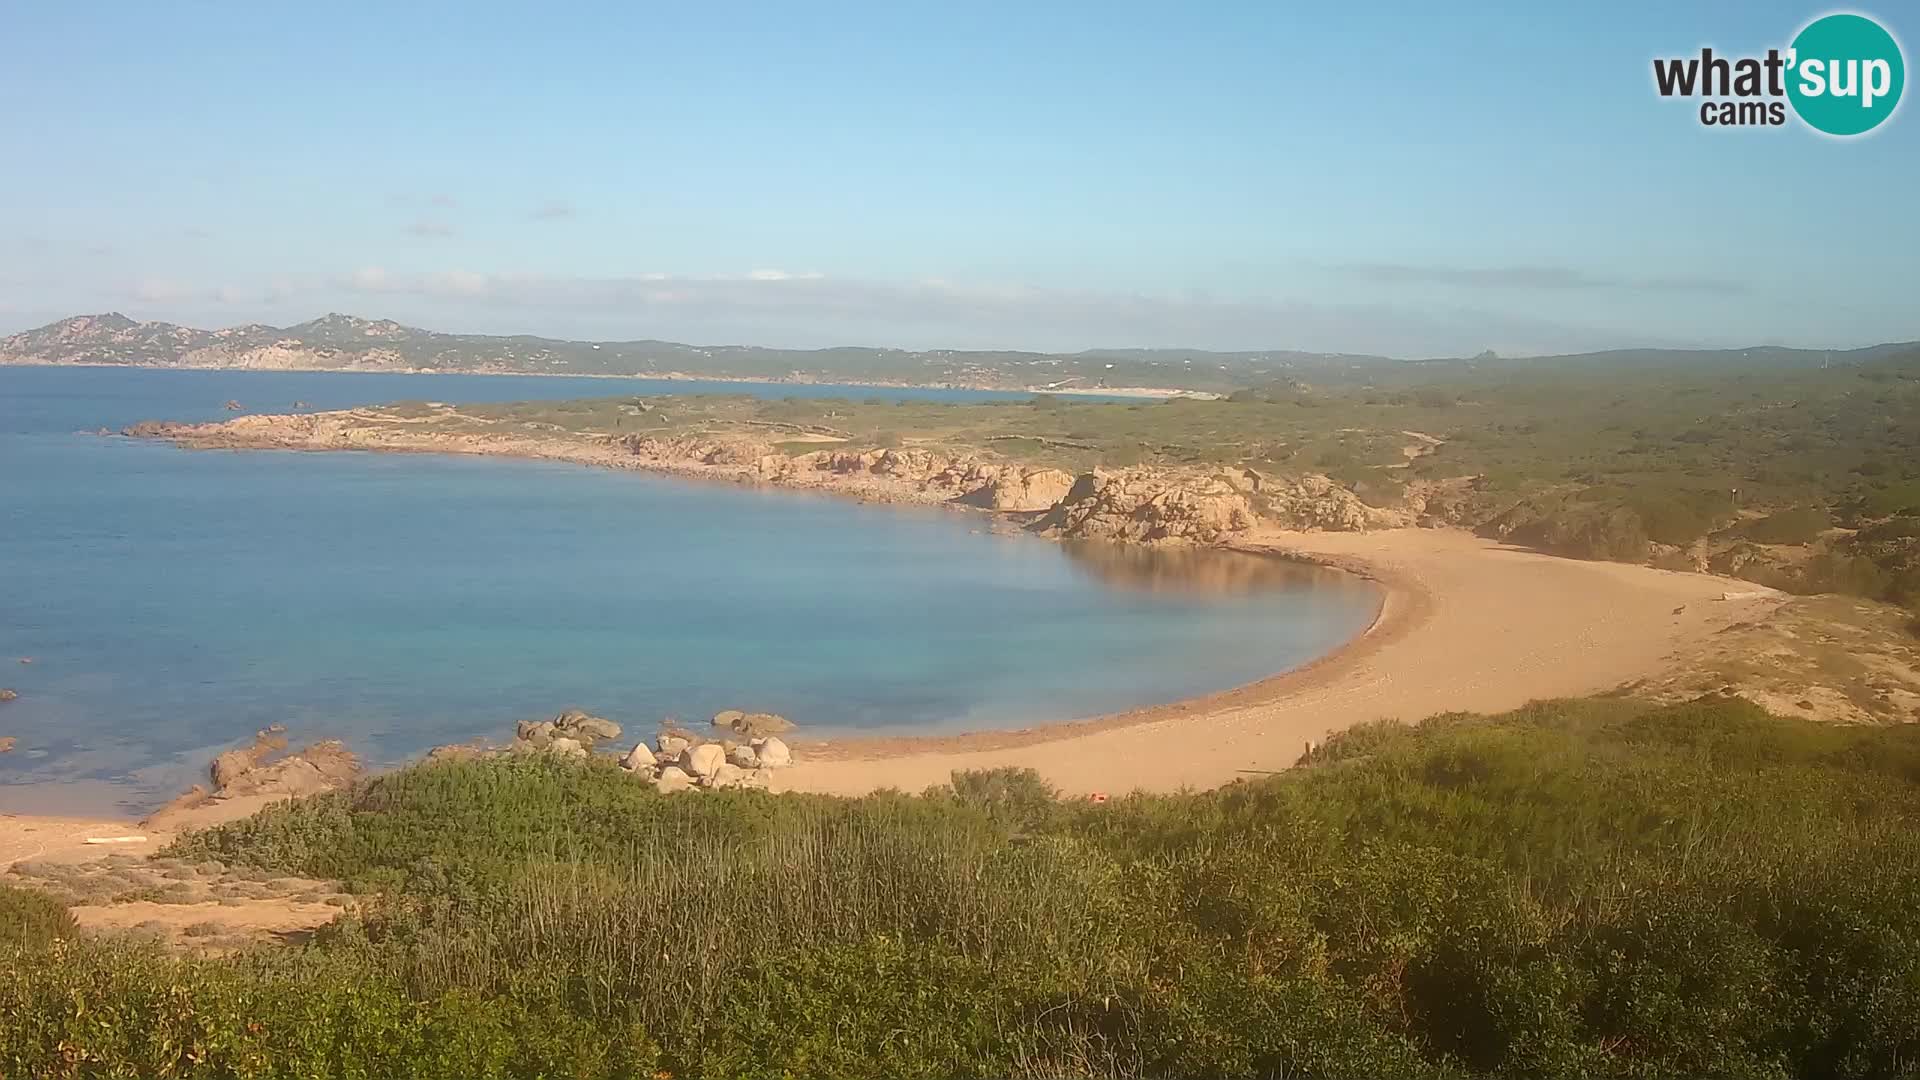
[0,525,1781,862]
[771,525,1781,797]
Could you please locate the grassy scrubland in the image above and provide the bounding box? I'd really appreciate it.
[6,695,1920,1078]
[445,347,1920,609]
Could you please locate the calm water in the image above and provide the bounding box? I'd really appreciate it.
[0,367,1379,815]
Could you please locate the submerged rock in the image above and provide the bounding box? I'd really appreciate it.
[0,688,16,703]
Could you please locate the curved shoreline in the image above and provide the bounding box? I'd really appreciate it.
[770,526,1782,797]
[5,414,1784,831]
[792,545,1421,763]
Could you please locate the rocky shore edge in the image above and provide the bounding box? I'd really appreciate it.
[142,707,809,832]
[124,407,1412,547]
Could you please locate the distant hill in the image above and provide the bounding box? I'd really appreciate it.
[2,312,1912,392]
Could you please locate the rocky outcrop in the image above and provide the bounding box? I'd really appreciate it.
[983,467,1077,511]
[712,709,794,740]
[755,736,792,769]
[1253,472,1406,531]
[1032,467,1404,544]
[1033,469,1260,544]
[131,408,1416,549]
[609,721,790,793]
[514,709,622,753]
[0,688,16,703]
[147,728,362,830]
[681,743,726,780]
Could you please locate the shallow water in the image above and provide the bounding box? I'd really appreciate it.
[0,367,1379,815]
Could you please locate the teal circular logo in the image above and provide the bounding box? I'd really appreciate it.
[1787,13,1905,136]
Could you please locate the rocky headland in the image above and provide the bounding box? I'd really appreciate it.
[126,406,1403,547]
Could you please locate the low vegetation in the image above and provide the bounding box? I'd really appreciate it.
[0,886,75,951]
[6,696,1920,1077]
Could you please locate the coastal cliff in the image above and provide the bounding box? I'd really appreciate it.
[126,407,1405,544]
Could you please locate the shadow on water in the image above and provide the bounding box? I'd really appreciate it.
[1058,540,1368,597]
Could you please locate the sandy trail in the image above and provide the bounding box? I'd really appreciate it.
[773,527,1781,797]
[0,815,167,870]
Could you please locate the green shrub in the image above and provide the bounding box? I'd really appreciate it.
[934,766,1061,831]
[1740,506,1833,544]
[1627,488,1731,546]
[0,885,76,949]
[1860,481,1920,518]
[0,942,663,1079]
[23,698,1920,1077]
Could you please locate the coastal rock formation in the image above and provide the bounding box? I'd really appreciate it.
[553,709,622,742]
[147,730,361,830]
[1255,472,1405,531]
[681,743,726,780]
[983,467,1077,511]
[545,736,587,758]
[515,710,622,753]
[622,742,656,771]
[127,408,1418,550]
[1033,469,1260,544]
[1032,467,1403,544]
[0,736,14,753]
[712,709,794,739]
[755,736,792,769]
[211,726,290,788]
[0,688,16,703]
[654,765,692,793]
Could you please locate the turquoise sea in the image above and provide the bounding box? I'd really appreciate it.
[0,367,1379,816]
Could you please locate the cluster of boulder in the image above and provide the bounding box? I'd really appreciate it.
[143,726,362,830]
[496,707,796,794]
[610,432,1402,544]
[620,710,794,793]
[511,708,624,758]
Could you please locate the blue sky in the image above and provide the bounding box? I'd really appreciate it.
[1,1,1913,355]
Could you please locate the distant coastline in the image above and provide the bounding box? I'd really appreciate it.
[0,359,1217,400]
